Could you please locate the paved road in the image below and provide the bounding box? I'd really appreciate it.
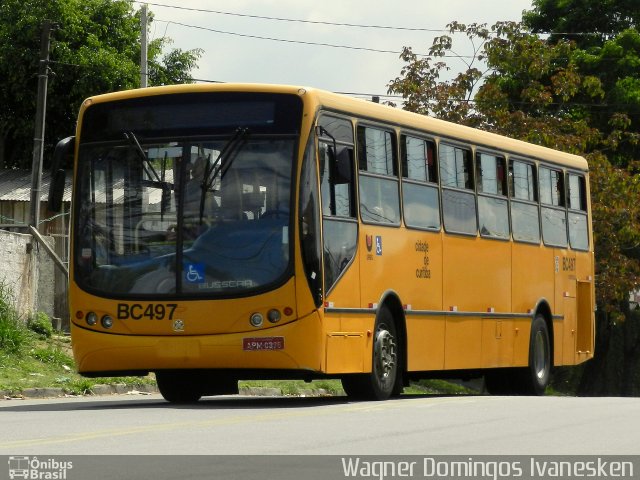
[1,393,639,456]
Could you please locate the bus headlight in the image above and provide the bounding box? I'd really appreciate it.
[86,312,98,326]
[101,315,114,329]
[249,313,263,327]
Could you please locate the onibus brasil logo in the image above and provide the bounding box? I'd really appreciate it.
[8,456,73,480]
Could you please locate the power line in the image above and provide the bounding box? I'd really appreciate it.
[135,1,450,33]
[156,19,478,59]
[134,1,619,37]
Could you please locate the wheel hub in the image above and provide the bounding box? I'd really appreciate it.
[374,327,396,380]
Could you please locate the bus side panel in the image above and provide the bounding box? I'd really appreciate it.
[443,236,511,370]
[323,312,370,374]
[406,316,446,371]
[404,230,445,372]
[358,225,446,372]
[511,242,555,367]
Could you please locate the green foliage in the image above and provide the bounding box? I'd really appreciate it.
[0,315,29,354]
[0,0,201,169]
[0,282,29,354]
[28,311,54,338]
[67,378,95,396]
[31,345,73,367]
[523,0,639,49]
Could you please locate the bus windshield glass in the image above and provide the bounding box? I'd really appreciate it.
[74,92,302,298]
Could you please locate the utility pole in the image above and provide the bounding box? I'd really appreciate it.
[29,20,56,229]
[140,4,148,88]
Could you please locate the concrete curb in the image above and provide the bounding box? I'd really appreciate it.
[1,383,159,400]
[2,385,334,400]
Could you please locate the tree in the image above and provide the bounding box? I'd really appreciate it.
[523,0,639,49]
[388,20,640,395]
[522,1,640,166]
[0,0,202,169]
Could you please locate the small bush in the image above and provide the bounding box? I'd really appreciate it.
[0,282,16,320]
[28,312,54,338]
[0,314,29,354]
[67,378,95,396]
[0,281,29,354]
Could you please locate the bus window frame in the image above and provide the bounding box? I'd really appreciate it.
[475,149,510,242]
[566,170,590,252]
[356,122,401,228]
[509,157,542,246]
[438,139,477,237]
[399,131,441,232]
[538,164,569,248]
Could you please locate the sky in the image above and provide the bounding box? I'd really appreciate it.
[136,0,535,101]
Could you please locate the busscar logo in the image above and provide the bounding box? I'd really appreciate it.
[8,456,73,480]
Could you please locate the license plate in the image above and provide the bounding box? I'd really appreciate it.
[243,337,285,351]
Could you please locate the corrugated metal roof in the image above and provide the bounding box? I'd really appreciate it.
[0,169,72,202]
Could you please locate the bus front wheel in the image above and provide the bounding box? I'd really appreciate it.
[342,306,400,401]
[156,371,203,403]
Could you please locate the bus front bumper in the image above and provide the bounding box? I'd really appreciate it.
[71,310,324,376]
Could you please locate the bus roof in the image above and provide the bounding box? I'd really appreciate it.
[84,83,589,172]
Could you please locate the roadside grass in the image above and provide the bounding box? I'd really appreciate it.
[0,333,156,396]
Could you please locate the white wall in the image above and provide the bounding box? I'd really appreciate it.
[0,230,55,319]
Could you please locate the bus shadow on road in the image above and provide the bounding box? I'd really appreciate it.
[0,391,479,413]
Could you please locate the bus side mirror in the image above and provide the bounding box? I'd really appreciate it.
[47,136,75,213]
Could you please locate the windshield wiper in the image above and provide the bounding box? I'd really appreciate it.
[124,131,163,183]
[124,131,172,219]
[199,127,251,224]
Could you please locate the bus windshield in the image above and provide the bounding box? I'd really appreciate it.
[75,135,295,296]
[75,133,296,298]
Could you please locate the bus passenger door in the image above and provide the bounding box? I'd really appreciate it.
[317,120,365,374]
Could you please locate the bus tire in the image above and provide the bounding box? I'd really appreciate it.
[156,370,203,403]
[341,305,399,401]
[522,314,552,395]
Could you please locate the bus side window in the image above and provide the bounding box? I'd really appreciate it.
[509,159,540,244]
[567,173,589,251]
[357,125,400,225]
[401,135,440,230]
[477,152,509,239]
[439,142,476,235]
[539,165,568,247]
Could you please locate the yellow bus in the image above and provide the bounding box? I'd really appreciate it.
[49,83,594,402]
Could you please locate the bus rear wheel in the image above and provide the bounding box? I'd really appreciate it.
[342,306,400,401]
[520,314,552,395]
[484,314,551,395]
[156,371,203,403]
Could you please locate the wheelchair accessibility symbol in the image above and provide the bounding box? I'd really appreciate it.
[184,263,205,283]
